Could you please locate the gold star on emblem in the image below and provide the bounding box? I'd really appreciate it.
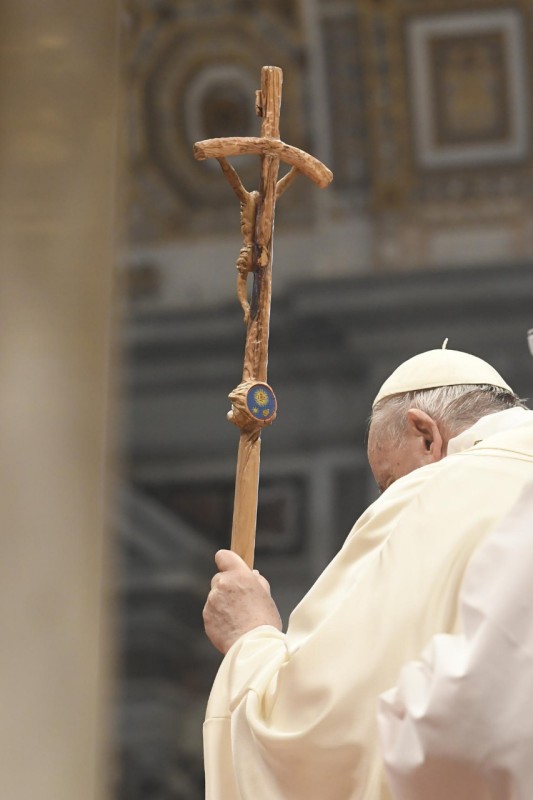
[254,388,269,407]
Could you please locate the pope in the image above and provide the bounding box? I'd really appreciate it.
[203,346,533,799]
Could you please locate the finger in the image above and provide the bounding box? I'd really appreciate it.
[210,572,222,590]
[256,574,271,593]
[253,569,271,593]
[215,549,248,573]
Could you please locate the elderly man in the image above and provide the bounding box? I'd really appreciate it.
[203,347,533,800]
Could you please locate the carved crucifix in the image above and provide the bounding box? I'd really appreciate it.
[194,65,332,567]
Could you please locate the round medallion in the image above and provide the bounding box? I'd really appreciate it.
[246,383,277,422]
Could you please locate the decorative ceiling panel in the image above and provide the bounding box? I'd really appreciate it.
[358,0,533,210]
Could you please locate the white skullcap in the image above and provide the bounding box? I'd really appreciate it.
[373,343,513,407]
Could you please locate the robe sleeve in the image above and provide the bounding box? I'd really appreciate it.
[204,626,289,799]
[377,481,533,800]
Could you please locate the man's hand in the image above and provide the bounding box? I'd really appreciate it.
[203,549,282,654]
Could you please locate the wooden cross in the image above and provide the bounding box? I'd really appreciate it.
[194,65,332,567]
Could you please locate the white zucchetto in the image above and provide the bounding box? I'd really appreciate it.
[373,345,513,407]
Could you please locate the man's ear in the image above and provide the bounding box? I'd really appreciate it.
[406,408,444,462]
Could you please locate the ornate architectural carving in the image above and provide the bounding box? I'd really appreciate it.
[358,0,533,268]
[123,1,311,243]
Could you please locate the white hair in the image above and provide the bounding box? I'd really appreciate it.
[370,384,528,446]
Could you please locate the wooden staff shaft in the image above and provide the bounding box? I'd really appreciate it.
[230,66,282,567]
[230,430,261,567]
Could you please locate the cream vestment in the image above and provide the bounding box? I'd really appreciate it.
[378,478,533,800]
[204,408,533,799]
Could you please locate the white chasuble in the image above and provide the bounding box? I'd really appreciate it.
[204,409,533,799]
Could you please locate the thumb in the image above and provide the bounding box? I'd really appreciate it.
[215,549,249,573]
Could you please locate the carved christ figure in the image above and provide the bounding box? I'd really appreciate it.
[216,156,259,323]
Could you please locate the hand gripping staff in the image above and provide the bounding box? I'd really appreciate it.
[194,66,333,567]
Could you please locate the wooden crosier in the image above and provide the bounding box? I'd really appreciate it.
[194,66,332,567]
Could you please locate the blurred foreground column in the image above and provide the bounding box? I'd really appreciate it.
[0,1,120,799]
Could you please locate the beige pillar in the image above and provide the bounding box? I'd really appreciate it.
[0,1,120,798]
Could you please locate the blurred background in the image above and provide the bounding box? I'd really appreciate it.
[118,0,533,797]
[1,2,531,796]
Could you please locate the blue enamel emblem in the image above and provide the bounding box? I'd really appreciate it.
[246,383,276,422]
